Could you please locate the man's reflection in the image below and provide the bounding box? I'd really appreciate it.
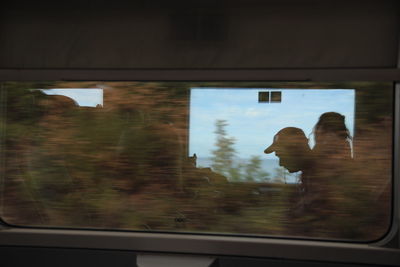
[263,114,356,236]
[263,127,314,223]
[264,127,312,173]
[264,112,352,184]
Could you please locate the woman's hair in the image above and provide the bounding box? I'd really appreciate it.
[314,112,351,142]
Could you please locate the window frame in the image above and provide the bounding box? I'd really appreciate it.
[0,69,399,266]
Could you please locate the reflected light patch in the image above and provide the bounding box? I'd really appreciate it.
[40,88,103,107]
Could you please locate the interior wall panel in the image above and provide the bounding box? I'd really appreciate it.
[0,0,398,69]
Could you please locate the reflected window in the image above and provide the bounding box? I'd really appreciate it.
[40,88,103,107]
[189,88,355,183]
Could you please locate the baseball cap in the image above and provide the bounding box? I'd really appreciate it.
[264,127,307,154]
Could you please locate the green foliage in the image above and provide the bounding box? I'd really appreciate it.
[211,119,270,182]
[273,167,289,183]
[211,120,237,178]
[245,156,270,182]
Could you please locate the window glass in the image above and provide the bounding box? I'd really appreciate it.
[190,88,355,183]
[0,81,393,241]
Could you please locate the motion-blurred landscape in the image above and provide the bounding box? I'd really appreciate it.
[0,81,393,241]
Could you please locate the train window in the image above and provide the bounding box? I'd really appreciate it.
[0,81,393,241]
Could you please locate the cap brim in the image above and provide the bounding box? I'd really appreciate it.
[264,144,276,154]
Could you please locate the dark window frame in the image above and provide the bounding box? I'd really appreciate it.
[0,69,399,266]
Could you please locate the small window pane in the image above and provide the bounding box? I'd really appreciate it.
[270,91,282,103]
[0,81,392,241]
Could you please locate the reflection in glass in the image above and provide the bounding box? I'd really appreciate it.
[40,88,103,107]
[190,88,355,183]
[0,82,393,241]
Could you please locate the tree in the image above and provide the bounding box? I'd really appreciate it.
[211,120,270,182]
[211,120,237,179]
[273,167,288,183]
[245,156,270,182]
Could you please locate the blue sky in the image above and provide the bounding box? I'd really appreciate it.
[189,88,355,160]
[40,89,103,107]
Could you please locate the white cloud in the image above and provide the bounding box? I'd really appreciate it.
[245,108,262,117]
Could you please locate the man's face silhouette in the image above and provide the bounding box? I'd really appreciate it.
[274,141,306,173]
[264,127,310,173]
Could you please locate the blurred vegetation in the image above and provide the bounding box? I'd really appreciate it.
[0,81,393,241]
[211,119,270,182]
